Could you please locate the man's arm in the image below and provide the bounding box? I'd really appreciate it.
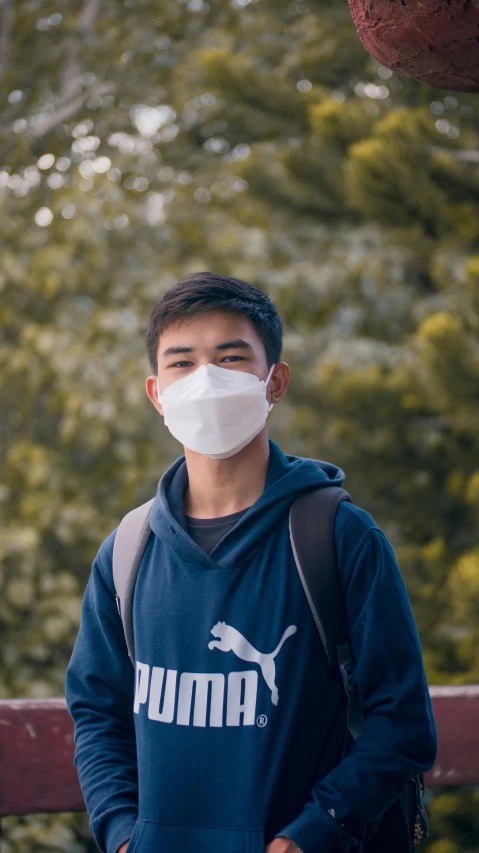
[273,523,438,853]
[65,532,138,853]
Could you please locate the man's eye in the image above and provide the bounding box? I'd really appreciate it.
[171,361,193,368]
[222,356,245,362]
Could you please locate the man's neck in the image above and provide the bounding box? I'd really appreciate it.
[183,428,270,519]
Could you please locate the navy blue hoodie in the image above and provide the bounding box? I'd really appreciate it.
[65,440,437,853]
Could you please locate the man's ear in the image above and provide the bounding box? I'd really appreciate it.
[145,375,164,416]
[269,362,290,405]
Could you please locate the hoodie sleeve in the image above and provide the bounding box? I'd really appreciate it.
[65,534,139,853]
[273,524,438,853]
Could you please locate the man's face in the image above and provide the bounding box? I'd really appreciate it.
[145,311,289,417]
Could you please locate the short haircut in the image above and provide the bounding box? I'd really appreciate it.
[146,271,283,373]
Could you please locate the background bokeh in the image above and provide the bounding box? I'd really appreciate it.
[1,0,479,850]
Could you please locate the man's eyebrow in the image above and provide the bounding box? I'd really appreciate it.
[215,339,253,351]
[161,346,194,357]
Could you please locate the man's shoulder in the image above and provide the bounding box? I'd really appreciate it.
[95,525,120,588]
[334,497,380,542]
[94,496,156,587]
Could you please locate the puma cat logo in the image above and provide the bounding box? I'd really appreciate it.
[208,621,297,706]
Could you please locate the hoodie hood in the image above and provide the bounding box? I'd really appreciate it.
[149,439,345,571]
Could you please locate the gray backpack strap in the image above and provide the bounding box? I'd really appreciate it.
[112,498,155,666]
[289,486,365,740]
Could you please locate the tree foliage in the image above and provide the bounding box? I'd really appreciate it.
[1,0,478,850]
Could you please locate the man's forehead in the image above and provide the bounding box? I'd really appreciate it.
[158,313,261,349]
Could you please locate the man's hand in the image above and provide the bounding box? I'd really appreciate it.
[266,837,303,853]
[116,843,129,853]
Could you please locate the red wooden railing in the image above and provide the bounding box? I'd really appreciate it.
[0,686,478,816]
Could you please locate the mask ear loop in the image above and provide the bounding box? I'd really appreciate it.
[265,363,276,413]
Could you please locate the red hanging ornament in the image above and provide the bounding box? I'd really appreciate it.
[348,0,479,92]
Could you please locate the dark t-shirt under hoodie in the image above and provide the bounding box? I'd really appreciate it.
[185,507,249,555]
[65,440,437,853]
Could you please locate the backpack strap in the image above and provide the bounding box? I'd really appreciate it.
[289,486,365,740]
[112,498,155,666]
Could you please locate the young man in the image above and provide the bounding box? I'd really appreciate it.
[65,272,437,853]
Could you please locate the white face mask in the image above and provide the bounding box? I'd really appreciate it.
[156,363,276,459]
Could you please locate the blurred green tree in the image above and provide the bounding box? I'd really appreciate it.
[0,0,478,850]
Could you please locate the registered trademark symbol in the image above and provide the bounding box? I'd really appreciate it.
[256,714,267,727]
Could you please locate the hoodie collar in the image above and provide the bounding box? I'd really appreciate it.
[149,440,345,571]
